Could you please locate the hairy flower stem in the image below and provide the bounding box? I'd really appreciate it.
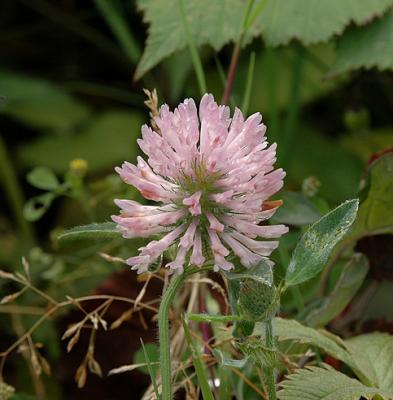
[159,272,185,400]
[264,319,277,400]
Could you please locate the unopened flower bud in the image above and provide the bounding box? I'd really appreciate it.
[302,176,321,197]
[69,158,88,177]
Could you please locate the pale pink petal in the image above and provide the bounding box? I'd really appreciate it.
[114,199,175,216]
[222,215,288,239]
[221,232,264,267]
[112,215,169,238]
[208,229,229,257]
[183,191,202,216]
[229,230,279,256]
[166,246,187,272]
[179,219,199,249]
[213,254,234,272]
[140,224,186,258]
[206,212,224,232]
[190,229,205,266]
[199,94,231,160]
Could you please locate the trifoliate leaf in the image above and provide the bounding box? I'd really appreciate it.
[135,0,244,79]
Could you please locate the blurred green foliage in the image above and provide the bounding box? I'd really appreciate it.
[0,0,392,399]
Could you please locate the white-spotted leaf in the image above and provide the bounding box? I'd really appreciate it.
[285,199,359,287]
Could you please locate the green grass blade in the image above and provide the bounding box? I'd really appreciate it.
[279,46,305,168]
[140,339,161,400]
[241,51,256,114]
[182,317,215,400]
[178,0,207,95]
[94,0,141,64]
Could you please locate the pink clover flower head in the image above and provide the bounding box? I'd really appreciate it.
[112,94,288,274]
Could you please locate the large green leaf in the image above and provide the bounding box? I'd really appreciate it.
[0,70,90,131]
[332,10,393,74]
[346,333,393,393]
[274,319,393,392]
[257,0,393,46]
[135,0,393,78]
[349,153,393,240]
[17,111,143,173]
[304,253,369,327]
[58,222,120,242]
[135,0,244,79]
[285,199,359,287]
[273,318,358,373]
[278,366,392,400]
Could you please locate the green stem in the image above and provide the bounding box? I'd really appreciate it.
[290,286,305,312]
[244,0,270,30]
[278,245,304,312]
[182,317,215,400]
[264,319,277,400]
[279,46,305,169]
[0,134,34,243]
[187,313,242,323]
[159,273,185,400]
[265,47,279,143]
[241,51,256,115]
[178,0,207,95]
[93,0,141,64]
